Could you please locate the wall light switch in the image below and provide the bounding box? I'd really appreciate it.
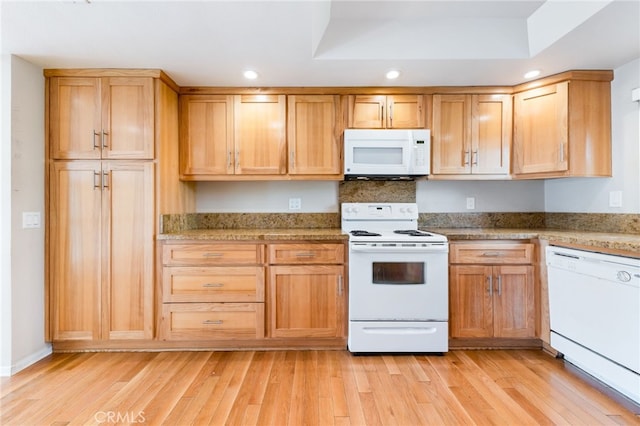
[22,211,41,229]
[466,197,476,210]
[288,197,302,210]
[609,191,623,207]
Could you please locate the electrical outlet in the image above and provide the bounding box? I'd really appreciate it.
[22,211,41,229]
[288,197,302,210]
[466,197,475,210]
[609,191,622,207]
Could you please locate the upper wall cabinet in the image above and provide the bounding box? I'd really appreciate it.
[180,94,285,177]
[512,72,612,178]
[431,94,511,178]
[180,93,343,180]
[49,77,155,160]
[347,95,425,129]
[179,95,234,176]
[234,95,287,175]
[287,95,342,177]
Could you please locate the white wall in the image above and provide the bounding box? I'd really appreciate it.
[416,180,545,212]
[0,56,50,376]
[545,58,640,213]
[196,181,339,212]
[0,53,13,374]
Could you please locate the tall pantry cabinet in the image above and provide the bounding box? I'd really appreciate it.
[45,70,194,347]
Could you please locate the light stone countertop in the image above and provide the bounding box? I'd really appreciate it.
[157,228,348,241]
[157,227,639,257]
[428,228,640,258]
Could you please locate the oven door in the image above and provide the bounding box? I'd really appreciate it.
[348,243,448,321]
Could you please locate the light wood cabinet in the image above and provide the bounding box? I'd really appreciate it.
[449,242,536,340]
[234,94,287,174]
[49,76,154,160]
[347,95,425,128]
[49,160,155,341]
[267,243,346,339]
[180,94,342,180]
[159,242,266,340]
[46,69,194,348]
[287,95,342,177]
[432,94,511,177]
[179,95,233,176]
[513,76,612,178]
[180,94,286,177]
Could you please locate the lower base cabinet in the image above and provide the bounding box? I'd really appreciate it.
[268,265,345,338]
[160,303,265,340]
[159,240,347,348]
[449,241,537,343]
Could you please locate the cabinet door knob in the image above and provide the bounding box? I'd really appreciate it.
[487,275,493,294]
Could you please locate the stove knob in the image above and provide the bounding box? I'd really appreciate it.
[406,206,415,214]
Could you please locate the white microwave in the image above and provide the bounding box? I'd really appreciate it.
[343,129,431,179]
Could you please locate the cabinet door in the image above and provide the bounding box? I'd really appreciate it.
[347,95,386,128]
[179,95,233,176]
[49,161,102,340]
[449,265,493,338]
[102,161,155,339]
[513,82,568,175]
[471,94,511,175]
[493,265,535,338]
[49,77,102,160]
[101,77,155,159]
[432,95,471,174]
[287,95,341,176]
[268,265,345,338]
[386,95,425,128]
[234,95,286,174]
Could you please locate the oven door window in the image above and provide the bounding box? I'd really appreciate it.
[372,262,424,285]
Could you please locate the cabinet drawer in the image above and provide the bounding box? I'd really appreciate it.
[162,266,265,303]
[269,243,344,264]
[160,303,265,340]
[162,243,264,266]
[450,242,534,264]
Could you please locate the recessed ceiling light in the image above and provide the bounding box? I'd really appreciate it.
[524,69,541,79]
[243,70,258,80]
[386,70,400,80]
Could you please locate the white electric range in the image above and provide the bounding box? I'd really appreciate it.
[341,202,449,353]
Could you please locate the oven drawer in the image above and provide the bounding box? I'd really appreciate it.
[269,243,345,264]
[349,321,448,353]
[162,266,265,303]
[450,242,533,264]
[162,243,264,266]
[160,303,265,340]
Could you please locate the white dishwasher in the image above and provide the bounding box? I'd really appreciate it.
[546,246,640,404]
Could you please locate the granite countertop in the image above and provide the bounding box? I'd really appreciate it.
[429,228,640,257]
[157,226,639,256]
[157,228,348,241]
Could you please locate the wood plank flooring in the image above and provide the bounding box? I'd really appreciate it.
[1,349,638,425]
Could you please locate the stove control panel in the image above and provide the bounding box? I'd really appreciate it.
[341,203,418,220]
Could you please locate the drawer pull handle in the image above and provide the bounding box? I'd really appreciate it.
[481,252,502,257]
[202,283,224,288]
[203,320,223,325]
[202,253,223,258]
[295,252,316,258]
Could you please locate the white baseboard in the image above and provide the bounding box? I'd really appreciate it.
[0,344,52,376]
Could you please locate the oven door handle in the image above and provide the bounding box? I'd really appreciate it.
[350,244,448,253]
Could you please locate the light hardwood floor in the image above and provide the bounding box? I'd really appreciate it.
[1,349,638,425]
